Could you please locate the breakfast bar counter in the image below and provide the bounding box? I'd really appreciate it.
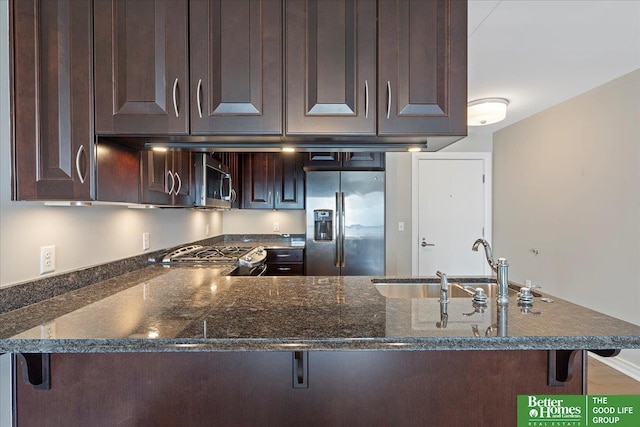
[1,265,639,352]
[3,266,640,426]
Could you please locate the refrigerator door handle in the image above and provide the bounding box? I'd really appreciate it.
[334,192,341,267]
[340,192,346,267]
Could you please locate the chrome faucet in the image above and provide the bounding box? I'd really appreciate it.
[472,239,509,306]
[471,238,497,272]
[436,271,448,328]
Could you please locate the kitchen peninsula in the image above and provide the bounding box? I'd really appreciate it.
[2,265,640,426]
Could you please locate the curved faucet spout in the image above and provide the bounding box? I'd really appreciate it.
[472,238,497,272]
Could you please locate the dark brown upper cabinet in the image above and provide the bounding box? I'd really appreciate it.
[190,0,283,135]
[286,0,466,137]
[141,150,195,206]
[242,153,305,210]
[285,0,377,135]
[303,152,385,170]
[94,0,190,135]
[11,0,93,200]
[378,0,467,135]
[94,0,281,136]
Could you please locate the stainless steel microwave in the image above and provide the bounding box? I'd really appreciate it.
[194,153,234,209]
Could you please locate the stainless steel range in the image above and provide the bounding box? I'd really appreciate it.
[161,244,267,276]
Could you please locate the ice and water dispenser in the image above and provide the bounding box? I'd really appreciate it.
[313,209,333,241]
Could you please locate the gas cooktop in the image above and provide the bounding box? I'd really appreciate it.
[161,244,266,268]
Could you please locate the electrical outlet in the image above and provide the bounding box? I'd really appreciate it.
[273,221,280,232]
[398,221,405,232]
[40,245,56,274]
[142,232,150,251]
[205,224,210,236]
[40,321,56,339]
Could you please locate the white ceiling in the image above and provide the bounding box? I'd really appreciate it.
[467,0,640,135]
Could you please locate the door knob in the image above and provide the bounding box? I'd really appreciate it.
[421,238,435,247]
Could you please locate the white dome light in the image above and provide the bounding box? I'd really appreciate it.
[467,98,509,126]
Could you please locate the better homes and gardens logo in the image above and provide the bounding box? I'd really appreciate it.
[518,395,640,427]
[521,395,583,425]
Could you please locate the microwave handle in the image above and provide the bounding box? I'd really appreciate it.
[221,174,233,201]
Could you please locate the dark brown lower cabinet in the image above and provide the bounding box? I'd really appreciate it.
[15,350,584,427]
[265,248,305,275]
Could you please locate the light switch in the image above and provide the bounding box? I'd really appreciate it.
[398,222,405,232]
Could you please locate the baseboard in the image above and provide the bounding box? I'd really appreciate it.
[590,352,640,383]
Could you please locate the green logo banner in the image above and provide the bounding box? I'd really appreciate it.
[518,395,640,426]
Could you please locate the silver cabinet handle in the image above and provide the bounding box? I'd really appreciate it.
[364,80,369,119]
[277,267,292,271]
[334,192,340,267]
[340,192,346,267]
[276,254,290,258]
[196,78,203,118]
[167,171,175,195]
[268,191,272,205]
[230,188,237,203]
[75,145,86,184]
[386,81,391,119]
[174,172,182,196]
[172,78,179,118]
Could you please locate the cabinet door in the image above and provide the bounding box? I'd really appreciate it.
[378,0,467,135]
[140,150,173,205]
[303,152,384,170]
[171,151,195,206]
[94,0,189,135]
[274,154,305,209]
[190,0,282,135]
[303,152,342,169]
[285,0,376,135]
[342,152,385,170]
[12,0,93,200]
[242,153,274,209]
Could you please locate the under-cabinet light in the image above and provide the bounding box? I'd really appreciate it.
[282,147,296,153]
[44,201,92,207]
[127,204,158,209]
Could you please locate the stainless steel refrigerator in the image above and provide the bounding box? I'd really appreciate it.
[305,171,385,276]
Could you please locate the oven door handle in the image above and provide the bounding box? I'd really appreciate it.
[252,264,268,276]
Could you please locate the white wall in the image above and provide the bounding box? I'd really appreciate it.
[441,132,493,153]
[0,3,222,288]
[222,209,305,235]
[493,69,640,370]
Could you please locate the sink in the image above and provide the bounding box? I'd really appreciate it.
[372,279,502,299]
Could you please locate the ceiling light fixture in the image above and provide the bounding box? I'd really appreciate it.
[467,98,509,126]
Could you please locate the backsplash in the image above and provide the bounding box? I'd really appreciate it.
[0,234,304,316]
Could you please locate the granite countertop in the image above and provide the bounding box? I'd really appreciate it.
[1,266,639,353]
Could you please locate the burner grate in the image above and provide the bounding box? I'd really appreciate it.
[162,245,254,264]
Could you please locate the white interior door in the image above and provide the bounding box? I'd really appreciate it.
[413,156,490,276]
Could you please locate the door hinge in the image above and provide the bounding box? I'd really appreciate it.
[482,227,485,237]
[482,174,485,183]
